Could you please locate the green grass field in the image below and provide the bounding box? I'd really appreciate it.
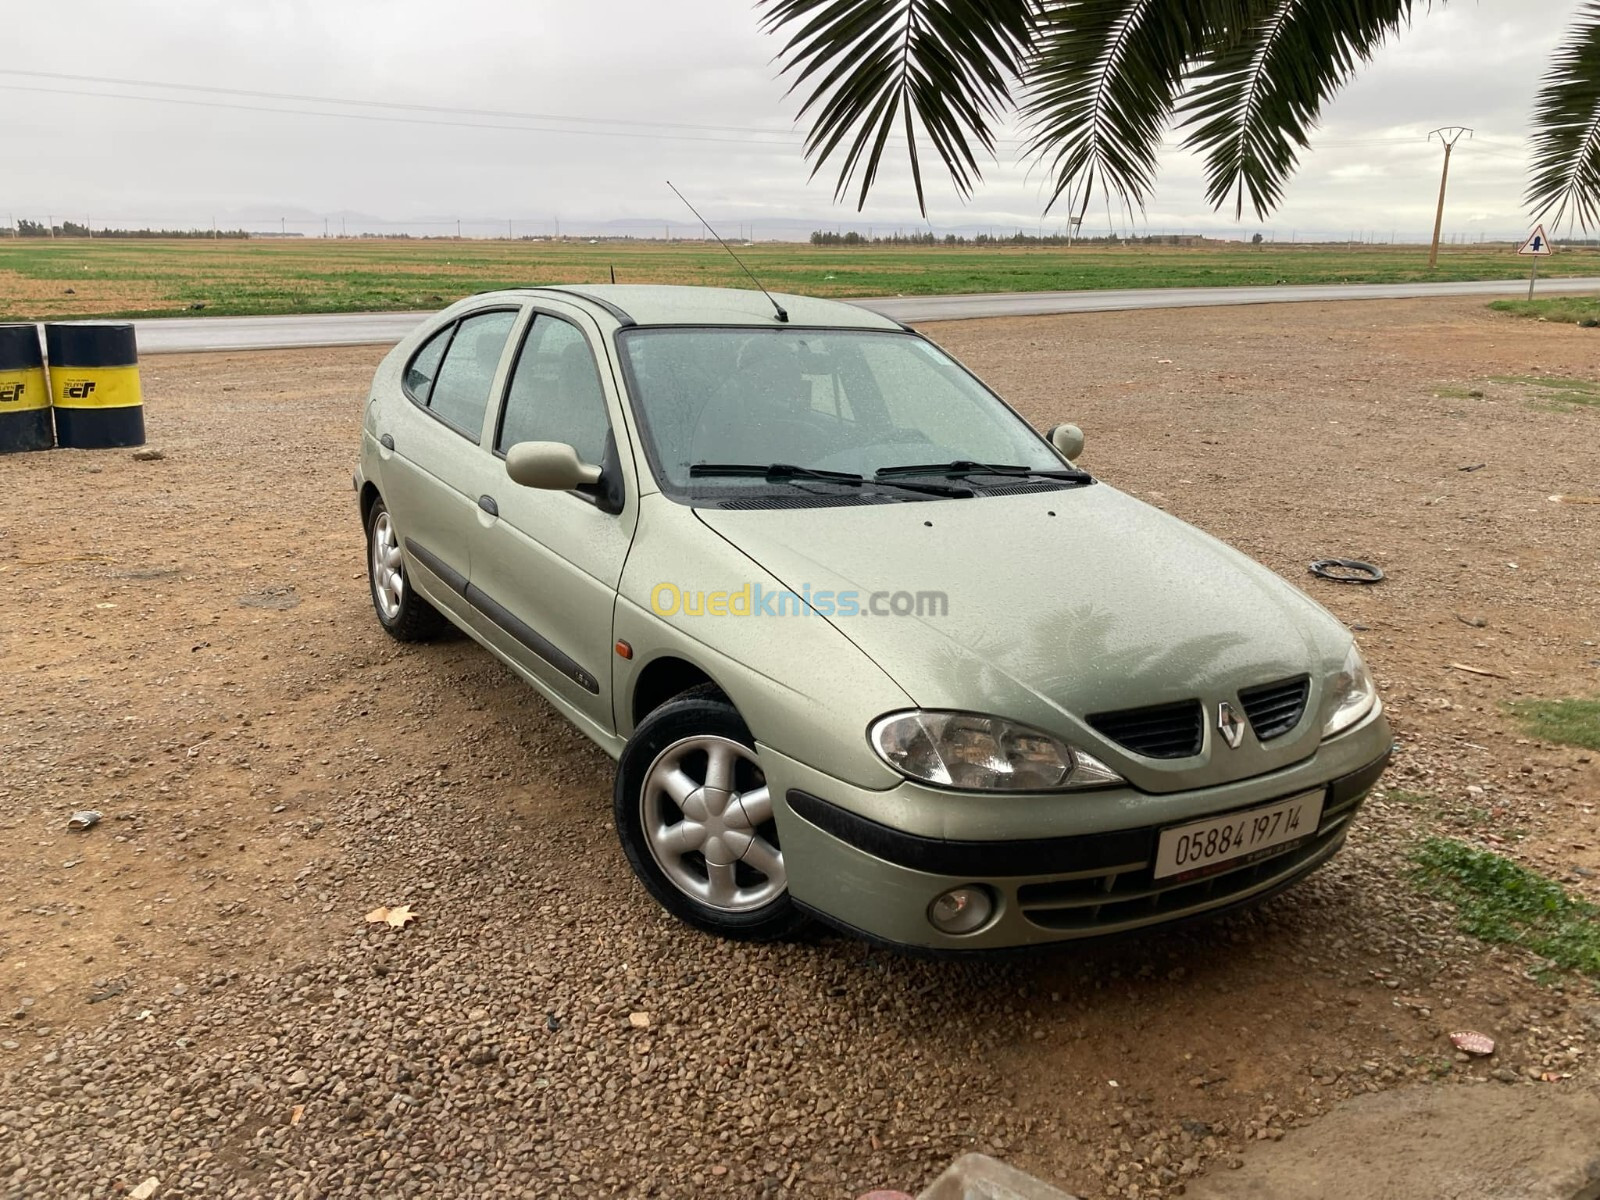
[1488,295,1600,325]
[4,237,1599,321]
[1412,837,1600,978]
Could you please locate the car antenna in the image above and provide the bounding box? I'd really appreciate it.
[667,181,787,323]
[609,264,616,284]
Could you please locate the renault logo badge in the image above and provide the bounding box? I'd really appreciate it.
[1218,702,1246,749]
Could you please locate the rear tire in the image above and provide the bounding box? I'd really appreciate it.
[615,687,808,941]
[365,497,447,642]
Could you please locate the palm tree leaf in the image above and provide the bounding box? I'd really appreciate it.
[1020,0,1243,218]
[760,0,1039,212]
[1527,3,1600,230]
[1180,0,1415,221]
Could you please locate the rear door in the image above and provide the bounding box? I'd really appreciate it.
[468,303,637,735]
[378,308,522,609]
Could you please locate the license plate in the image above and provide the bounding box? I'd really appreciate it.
[1153,791,1324,881]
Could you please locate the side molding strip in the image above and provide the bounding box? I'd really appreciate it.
[401,536,600,694]
[403,537,467,595]
[463,583,601,695]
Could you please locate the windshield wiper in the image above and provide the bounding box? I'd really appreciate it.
[689,462,968,498]
[876,460,1092,484]
[690,462,865,484]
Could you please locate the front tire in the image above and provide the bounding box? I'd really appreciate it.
[615,688,808,941]
[365,498,446,642]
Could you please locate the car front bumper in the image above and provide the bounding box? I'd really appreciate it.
[759,707,1392,951]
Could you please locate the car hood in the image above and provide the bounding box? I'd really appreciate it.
[694,484,1352,793]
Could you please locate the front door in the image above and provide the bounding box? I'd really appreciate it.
[467,305,637,737]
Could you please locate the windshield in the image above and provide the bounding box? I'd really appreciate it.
[616,328,1066,497]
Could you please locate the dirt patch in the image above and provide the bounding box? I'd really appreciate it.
[0,270,180,317]
[1187,1082,1600,1199]
[0,299,1596,1199]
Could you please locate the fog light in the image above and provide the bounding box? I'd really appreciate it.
[927,886,995,935]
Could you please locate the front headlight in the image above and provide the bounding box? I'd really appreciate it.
[1322,645,1378,738]
[869,711,1124,792]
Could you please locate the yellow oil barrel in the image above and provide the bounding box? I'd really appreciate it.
[0,324,54,454]
[46,322,146,449]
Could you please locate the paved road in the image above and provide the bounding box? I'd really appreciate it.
[125,276,1600,353]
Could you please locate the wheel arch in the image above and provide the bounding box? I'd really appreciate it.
[359,481,382,528]
[628,655,729,731]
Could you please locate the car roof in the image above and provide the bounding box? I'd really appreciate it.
[499,284,903,331]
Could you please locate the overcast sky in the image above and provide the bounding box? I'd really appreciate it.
[3,1,1581,240]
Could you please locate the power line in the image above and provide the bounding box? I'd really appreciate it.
[0,69,1517,156]
[0,84,805,148]
[0,68,807,139]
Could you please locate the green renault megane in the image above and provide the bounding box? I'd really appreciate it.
[353,284,1390,950]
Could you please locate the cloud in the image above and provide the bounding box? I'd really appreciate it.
[2,0,1578,239]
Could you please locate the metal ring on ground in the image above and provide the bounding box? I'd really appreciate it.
[1308,558,1385,584]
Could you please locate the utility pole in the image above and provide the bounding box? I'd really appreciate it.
[1427,126,1472,269]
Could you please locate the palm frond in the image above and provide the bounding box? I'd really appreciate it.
[1527,3,1600,230]
[760,0,1039,213]
[1020,0,1243,218]
[1181,0,1415,220]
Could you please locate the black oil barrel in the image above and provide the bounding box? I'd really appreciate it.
[46,322,146,449]
[0,324,54,453]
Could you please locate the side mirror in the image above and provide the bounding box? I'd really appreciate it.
[1048,423,1085,462]
[505,441,602,491]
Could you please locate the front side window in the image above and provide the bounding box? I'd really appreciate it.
[497,315,611,464]
[616,328,1063,497]
[426,310,518,437]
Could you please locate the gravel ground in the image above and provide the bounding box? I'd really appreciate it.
[0,298,1596,1199]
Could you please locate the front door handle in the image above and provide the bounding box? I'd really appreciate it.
[379,433,394,451]
[478,495,499,517]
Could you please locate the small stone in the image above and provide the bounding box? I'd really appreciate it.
[131,448,166,462]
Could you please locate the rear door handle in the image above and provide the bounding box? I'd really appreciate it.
[379,434,394,450]
[478,495,499,517]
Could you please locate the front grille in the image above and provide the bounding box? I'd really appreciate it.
[1016,801,1357,934]
[1238,675,1311,742]
[1087,700,1203,759]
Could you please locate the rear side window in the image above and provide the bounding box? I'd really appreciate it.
[404,325,452,403]
[497,315,610,464]
[425,310,518,437]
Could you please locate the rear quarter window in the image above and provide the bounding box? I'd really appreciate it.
[403,325,453,404]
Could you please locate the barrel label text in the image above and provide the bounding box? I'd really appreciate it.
[51,366,143,411]
[0,369,51,412]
